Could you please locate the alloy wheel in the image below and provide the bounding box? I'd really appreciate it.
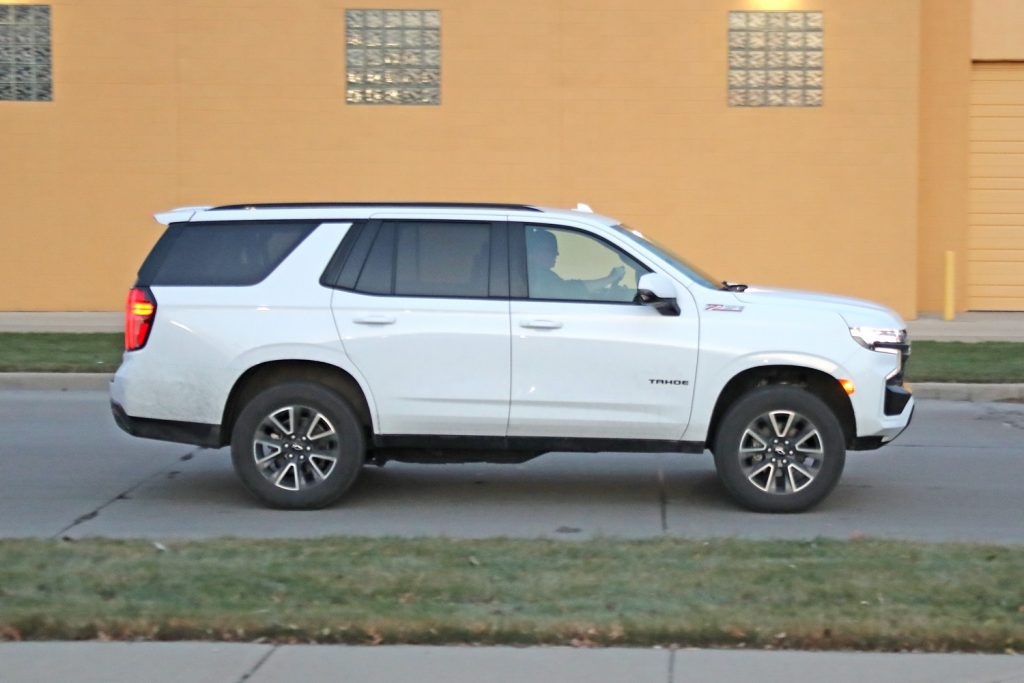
[737,410,825,495]
[252,405,341,491]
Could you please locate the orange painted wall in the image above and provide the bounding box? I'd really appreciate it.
[972,0,1024,61]
[0,0,957,317]
[916,0,971,314]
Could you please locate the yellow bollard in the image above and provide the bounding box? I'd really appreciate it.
[943,250,955,321]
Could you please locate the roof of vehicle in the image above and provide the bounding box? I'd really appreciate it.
[153,202,620,227]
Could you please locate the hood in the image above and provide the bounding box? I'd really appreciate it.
[734,286,906,329]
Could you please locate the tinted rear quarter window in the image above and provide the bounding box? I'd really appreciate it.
[137,221,315,286]
[354,223,395,295]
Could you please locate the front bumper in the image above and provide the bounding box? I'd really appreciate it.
[884,382,913,416]
[841,339,915,450]
[849,377,915,452]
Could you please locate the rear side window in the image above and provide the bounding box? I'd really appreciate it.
[347,221,493,298]
[137,221,315,286]
[394,222,491,298]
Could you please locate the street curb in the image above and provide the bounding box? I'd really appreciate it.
[910,382,1024,402]
[0,373,112,391]
[0,374,1022,403]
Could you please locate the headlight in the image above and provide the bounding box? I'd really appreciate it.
[849,326,907,351]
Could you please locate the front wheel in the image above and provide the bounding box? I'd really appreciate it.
[230,382,365,509]
[713,385,846,513]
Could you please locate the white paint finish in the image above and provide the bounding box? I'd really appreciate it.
[116,204,914,459]
[509,299,698,440]
[112,223,367,425]
[735,286,903,324]
[333,292,511,435]
[153,206,211,225]
[682,285,910,442]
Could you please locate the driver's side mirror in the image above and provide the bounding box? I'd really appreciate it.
[637,273,681,316]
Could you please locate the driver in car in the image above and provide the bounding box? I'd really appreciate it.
[526,228,625,300]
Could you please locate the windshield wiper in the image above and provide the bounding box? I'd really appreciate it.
[720,281,748,292]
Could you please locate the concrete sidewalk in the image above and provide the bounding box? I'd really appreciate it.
[0,312,121,333]
[908,311,1024,342]
[0,643,1021,683]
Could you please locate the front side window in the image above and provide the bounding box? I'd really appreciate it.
[524,225,649,303]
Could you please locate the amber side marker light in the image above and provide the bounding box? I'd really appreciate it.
[839,379,855,395]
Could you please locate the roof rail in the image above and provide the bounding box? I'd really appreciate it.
[208,202,544,212]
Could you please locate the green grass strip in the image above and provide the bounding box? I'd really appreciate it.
[0,333,122,373]
[1,537,1021,651]
[906,341,1024,383]
[0,334,1022,383]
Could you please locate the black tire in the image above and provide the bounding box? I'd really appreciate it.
[712,385,845,513]
[230,382,365,509]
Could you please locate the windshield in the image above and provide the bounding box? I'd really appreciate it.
[610,224,720,289]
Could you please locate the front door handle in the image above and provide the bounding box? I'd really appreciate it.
[520,319,563,330]
[353,315,396,325]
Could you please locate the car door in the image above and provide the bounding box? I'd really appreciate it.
[508,220,699,441]
[330,216,511,436]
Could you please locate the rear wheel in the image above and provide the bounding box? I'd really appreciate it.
[230,382,365,509]
[713,385,845,513]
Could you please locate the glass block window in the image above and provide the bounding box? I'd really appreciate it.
[0,4,51,102]
[728,11,822,107]
[345,9,440,105]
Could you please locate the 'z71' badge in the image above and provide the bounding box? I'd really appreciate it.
[705,304,745,312]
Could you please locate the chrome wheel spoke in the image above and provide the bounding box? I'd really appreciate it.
[253,439,283,465]
[306,413,336,442]
[307,452,337,481]
[746,462,775,492]
[739,428,769,453]
[769,411,795,439]
[269,407,295,437]
[274,462,300,491]
[794,427,824,454]
[787,463,814,492]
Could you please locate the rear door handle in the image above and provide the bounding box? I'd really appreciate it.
[353,315,396,325]
[520,319,563,330]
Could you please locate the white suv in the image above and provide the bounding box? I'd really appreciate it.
[111,202,914,512]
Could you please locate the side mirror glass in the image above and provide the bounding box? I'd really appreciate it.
[637,273,680,316]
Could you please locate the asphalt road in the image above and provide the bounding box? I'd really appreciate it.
[1,390,1022,542]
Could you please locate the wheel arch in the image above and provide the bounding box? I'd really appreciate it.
[706,365,856,452]
[220,360,374,447]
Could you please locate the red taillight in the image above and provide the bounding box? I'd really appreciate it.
[125,287,157,351]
